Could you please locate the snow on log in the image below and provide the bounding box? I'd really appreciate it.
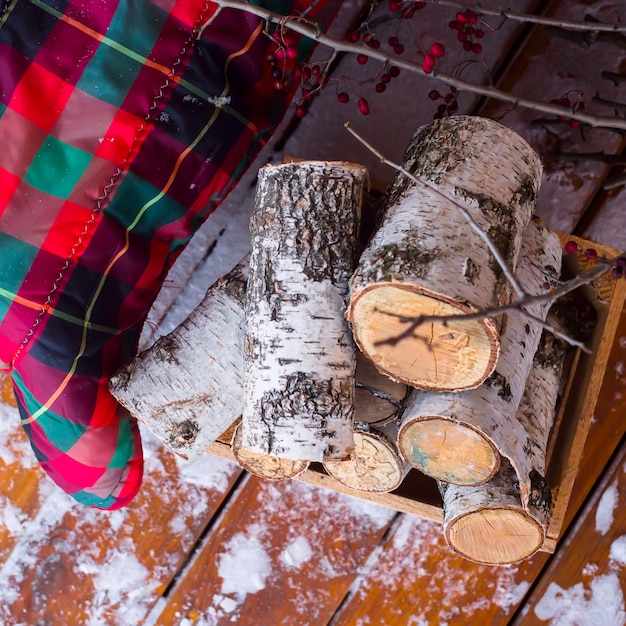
[397,217,562,486]
[322,420,409,493]
[348,115,542,391]
[110,260,248,461]
[355,351,407,427]
[240,161,368,461]
[440,457,550,565]
[231,423,309,480]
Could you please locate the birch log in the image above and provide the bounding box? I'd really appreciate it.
[517,292,597,508]
[397,217,562,486]
[355,351,407,427]
[322,420,409,493]
[440,458,550,564]
[348,116,542,391]
[240,161,367,461]
[110,261,248,461]
[231,423,309,480]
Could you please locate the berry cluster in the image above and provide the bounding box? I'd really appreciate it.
[422,40,445,74]
[549,94,586,129]
[565,241,626,280]
[388,1,427,17]
[448,10,485,54]
[428,86,458,118]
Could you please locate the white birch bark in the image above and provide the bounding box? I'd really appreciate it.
[397,217,562,487]
[348,116,542,391]
[241,161,368,461]
[110,260,248,461]
[440,457,549,565]
[322,421,410,493]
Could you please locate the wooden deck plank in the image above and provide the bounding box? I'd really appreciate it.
[515,439,626,625]
[154,476,395,625]
[0,424,242,626]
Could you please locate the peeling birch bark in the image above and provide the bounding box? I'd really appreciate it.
[397,218,562,486]
[440,458,549,565]
[355,351,407,427]
[322,421,409,493]
[110,261,248,461]
[231,423,309,480]
[348,116,542,391]
[241,161,368,461]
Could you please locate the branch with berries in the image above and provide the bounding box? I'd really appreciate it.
[205,0,626,130]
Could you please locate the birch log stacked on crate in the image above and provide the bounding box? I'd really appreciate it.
[240,161,367,462]
[347,116,542,392]
[397,217,563,492]
[110,261,248,460]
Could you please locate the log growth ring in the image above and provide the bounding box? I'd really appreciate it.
[445,507,545,565]
[350,283,500,391]
[397,416,500,485]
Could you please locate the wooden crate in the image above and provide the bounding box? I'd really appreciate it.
[207,233,626,554]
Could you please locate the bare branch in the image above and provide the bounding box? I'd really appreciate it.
[206,0,626,130]
[344,122,526,298]
[426,0,626,34]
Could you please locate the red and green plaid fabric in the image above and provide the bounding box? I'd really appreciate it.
[0,0,337,508]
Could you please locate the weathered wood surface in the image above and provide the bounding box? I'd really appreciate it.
[241,161,367,462]
[153,476,395,625]
[348,115,542,392]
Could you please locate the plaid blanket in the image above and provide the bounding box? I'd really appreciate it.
[0,0,336,508]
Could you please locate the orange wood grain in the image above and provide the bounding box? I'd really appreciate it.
[0,430,242,625]
[155,475,395,625]
[515,440,626,624]
[1,373,17,407]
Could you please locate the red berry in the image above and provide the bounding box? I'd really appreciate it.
[358,98,370,115]
[389,36,400,47]
[564,241,578,254]
[274,48,286,60]
[415,1,426,8]
[402,6,415,19]
[467,10,478,25]
[337,92,350,104]
[422,61,433,74]
[388,66,401,77]
[472,42,483,54]
[348,32,360,42]
[375,82,386,93]
[302,66,312,80]
[455,21,465,31]
[311,65,320,75]
[437,103,447,113]
[380,72,391,84]
[368,38,381,49]
[424,52,436,66]
[475,28,485,38]
[428,89,441,100]
[585,248,598,260]
[558,97,571,107]
[286,46,298,59]
[576,101,586,113]
[569,119,581,128]
[456,11,468,23]
[389,0,402,11]
[465,26,475,36]
[357,53,369,65]
[394,44,405,54]
[430,42,445,58]
[457,32,467,42]
[295,105,306,118]
[463,41,473,51]
[449,20,458,29]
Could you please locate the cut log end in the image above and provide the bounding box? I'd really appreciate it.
[349,285,499,391]
[397,417,499,485]
[322,430,406,493]
[445,507,545,565]
[232,424,309,480]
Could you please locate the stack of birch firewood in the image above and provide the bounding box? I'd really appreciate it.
[111,116,596,565]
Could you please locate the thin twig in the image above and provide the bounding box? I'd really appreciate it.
[426,0,626,34]
[205,0,626,131]
[344,122,526,298]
